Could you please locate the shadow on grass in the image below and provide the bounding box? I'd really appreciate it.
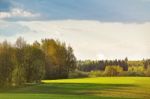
[0,83,136,96]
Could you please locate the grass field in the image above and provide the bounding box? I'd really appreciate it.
[0,77,150,99]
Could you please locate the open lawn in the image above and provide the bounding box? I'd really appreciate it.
[0,77,150,99]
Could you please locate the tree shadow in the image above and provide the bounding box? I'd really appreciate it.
[0,83,136,96]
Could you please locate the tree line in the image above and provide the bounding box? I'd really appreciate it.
[0,37,76,87]
[77,58,128,72]
[74,58,150,77]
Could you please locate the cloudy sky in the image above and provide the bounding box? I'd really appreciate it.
[0,0,150,60]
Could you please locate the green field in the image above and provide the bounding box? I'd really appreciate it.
[0,77,150,99]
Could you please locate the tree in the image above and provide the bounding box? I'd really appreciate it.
[33,41,41,48]
[12,37,27,86]
[13,38,46,85]
[145,67,150,77]
[41,39,57,79]
[66,46,76,73]
[15,37,26,49]
[41,39,76,79]
[144,59,150,69]
[0,41,15,87]
[24,45,46,83]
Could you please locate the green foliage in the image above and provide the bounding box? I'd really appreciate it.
[144,59,150,69]
[68,70,89,78]
[0,37,77,87]
[104,66,123,76]
[12,37,27,86]
[0,41,15,87]
[144,67,150,77]
[128,61,144,67]
[23,45,46,83]
[77,59,128,72]
[89,71,104,77]
[12,65,26,86]
[119,71,145,77]
[128,66,144,72]
[41,39,76,79]
[11,37,46,86]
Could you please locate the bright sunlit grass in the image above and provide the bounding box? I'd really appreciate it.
[42,77,149,84]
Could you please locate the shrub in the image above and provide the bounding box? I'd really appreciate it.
[89,71,104,77]
[128,66,144,72]
[119,71,145,77]
[68,70,89,78]
[104,66,123,76]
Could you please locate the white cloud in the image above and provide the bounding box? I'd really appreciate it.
[0,20,150,60]
[0,8,40,19]
[97,53,106,60]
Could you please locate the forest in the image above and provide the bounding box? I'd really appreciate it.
[0,37,76,87]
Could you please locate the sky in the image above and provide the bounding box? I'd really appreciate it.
[0,0,150,60]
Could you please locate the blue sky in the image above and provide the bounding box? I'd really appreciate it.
[0,0,150,22]
[0,0,150,60]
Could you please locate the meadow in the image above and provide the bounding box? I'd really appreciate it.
[0,77,150,99]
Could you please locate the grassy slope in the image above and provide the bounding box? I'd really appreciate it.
[0,77,150,99]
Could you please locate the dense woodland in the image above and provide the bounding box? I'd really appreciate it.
[0,37,150,87]
[0,37,76,87]
[77,58,128,72]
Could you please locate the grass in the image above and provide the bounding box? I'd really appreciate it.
[0,77,150,99]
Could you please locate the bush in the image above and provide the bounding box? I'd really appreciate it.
[89,71,104,77]
[128,66,144,72]
[104,66,123,76]
[68,70,89,78]
[119,71,145,77]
